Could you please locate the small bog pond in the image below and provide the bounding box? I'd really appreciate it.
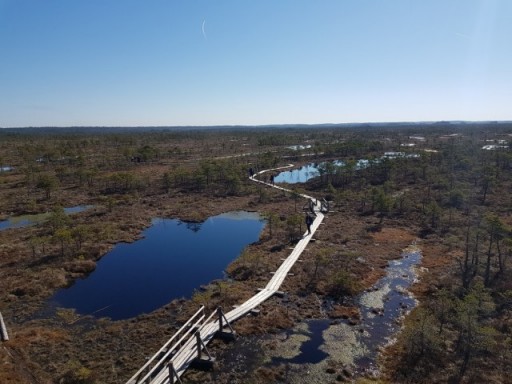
[266,246,422,379]
[273,163,320,184]
[274,153,419,184]
[0,205,93,231]
[50,211,265,321]
[274,161,345,184]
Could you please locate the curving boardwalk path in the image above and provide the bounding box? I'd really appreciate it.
[127,165,326,384]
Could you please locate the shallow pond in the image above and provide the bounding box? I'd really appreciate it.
[273,161,345,184]
[263,246,422,380]
[287,145,312,151]
[50,211,265,321]
[273,153,420,184]
[273,163,320,184]
[0,205,93,231]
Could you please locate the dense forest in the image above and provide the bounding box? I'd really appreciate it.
[1,123,512,383]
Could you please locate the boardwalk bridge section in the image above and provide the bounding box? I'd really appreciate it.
[127,165,328,384]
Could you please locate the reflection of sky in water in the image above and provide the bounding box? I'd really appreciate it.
[287,145,312,150]
[268,250,422,376]
[50,211,265,320]
[273,161,346,184]
[354,250,422,371]
[274,154,420,184]
[273,164,320,184]
[356,159,370,169]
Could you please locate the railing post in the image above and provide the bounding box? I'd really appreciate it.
[0,312,8,342]
[168,361,182,384]
[217,306,223,331]
[215,307,236,340]
[195,330,202,359]
[168,362,174,384]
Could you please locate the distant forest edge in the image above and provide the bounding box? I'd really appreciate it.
[1,120,512,135]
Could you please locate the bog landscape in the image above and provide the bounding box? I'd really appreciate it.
[1,122,512,383]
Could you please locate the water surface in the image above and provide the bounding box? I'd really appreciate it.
[273,163,320,184]
[50,211,265,320]
[273,161,345,184]
[274,154,419,184]
[287,145,312,151]
[266,247,422,378]
[0,205,93,231]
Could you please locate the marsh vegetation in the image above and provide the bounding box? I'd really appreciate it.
[1,123,512,383]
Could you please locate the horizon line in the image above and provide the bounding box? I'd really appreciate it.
[1,119,511,130]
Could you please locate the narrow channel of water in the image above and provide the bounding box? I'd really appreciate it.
[354,247,421,373]
[49,211,265,321]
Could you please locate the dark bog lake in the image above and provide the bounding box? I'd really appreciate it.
[50,211,265,321]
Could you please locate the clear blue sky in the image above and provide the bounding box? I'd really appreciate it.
[0,0,510,127]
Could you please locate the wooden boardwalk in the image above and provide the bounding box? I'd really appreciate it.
[127,166,326,384]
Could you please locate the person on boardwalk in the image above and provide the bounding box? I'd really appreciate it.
[305,213,314,235]
[270,174,275,185]
[309,198,315,213]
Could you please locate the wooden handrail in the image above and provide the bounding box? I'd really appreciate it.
[127,306,204,384]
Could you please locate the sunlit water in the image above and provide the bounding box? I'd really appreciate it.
[50,211,265,320]
[273,163,321,184]
[273,153,419,184]
[266,247,422,378]
[273,161,345,184]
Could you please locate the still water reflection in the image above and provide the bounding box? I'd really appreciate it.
[273,161,345,184]
[51,211,265,320]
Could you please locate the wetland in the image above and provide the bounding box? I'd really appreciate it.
[1,124,512,383]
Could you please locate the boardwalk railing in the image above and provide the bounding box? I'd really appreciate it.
[127,164,326,384]
[134,307,236,384]
[127,306,206,384]
[0,311,8,341]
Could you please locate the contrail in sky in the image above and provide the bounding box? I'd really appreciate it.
[202,19,207,40]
